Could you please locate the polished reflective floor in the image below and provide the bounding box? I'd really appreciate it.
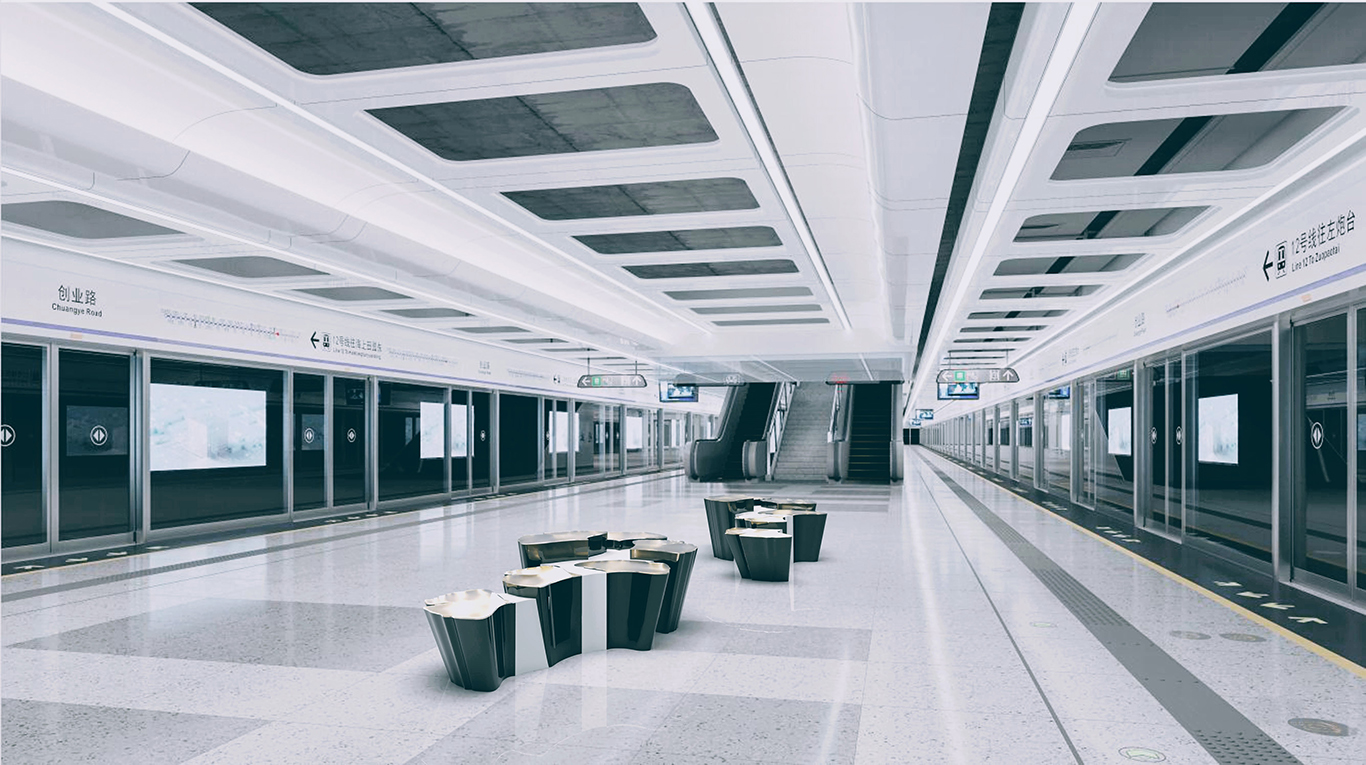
[3,449,1363,764]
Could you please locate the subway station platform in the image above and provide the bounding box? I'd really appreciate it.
[3,447,1362,765]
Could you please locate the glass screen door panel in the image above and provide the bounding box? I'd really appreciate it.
[1147,359,1185,535]
[1295,314,1349,586]
[999,407,1013,476]
[544,399,569,480]
[2,344,46,547]
[573,401,596,476]
[451,390,470,493]
[1148,362,1169,531]
[1093,368,1135,519]
[1079,379,1096,508]
[58,350,132,541]
[1356,308,1365,597]
[333,377,367,506]
[471,391,491,490]
[293,374,325,511]
[1184,333,1274,565]
[1017,398,1034,485]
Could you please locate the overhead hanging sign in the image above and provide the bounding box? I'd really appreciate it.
[578,374,647,389]
[937,368,1019,384]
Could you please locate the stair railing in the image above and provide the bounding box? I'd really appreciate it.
[741,381,796,480]
[826,384,854,481]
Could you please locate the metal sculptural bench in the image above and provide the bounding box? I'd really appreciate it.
[705,495,829,578]
[628,540,697,633]
[702,495,757,560]
[424,530,698,692]
[724,527,793,581]
[517,530,609,567]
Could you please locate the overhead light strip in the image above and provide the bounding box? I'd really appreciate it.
[1011,120,1366,370]
[910,2,1099,404]
[91,2,715,336]
[1,166,699,378]
[682,2,853,330]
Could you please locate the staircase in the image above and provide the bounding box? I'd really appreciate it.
[847,383,893,481]
[773,384,835,481]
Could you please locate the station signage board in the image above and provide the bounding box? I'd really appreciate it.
[578,374,647,389]
[936,367,1019,384]
[915,409,934,420]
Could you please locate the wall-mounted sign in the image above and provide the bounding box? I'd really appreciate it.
[936,368,1019,384]
[578,374,647,389]
[915,409,934,420]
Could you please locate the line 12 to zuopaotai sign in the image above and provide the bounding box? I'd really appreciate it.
[936,368,1019,384]
[578,374,648,389]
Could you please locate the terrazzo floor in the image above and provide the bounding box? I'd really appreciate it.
[2,447,1362,764]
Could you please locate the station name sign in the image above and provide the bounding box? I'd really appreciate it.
[578,374,647,389]
[936,368,1019,384]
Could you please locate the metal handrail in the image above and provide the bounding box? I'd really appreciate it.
[762,382,796,480]
[828,384,853,443]
[742,381,796,480]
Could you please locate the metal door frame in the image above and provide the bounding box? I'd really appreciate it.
[1283,301,1360,605]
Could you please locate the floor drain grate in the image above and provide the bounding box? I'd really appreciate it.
[1288,718,1351,736]
[1219,633,1266,643]
[1190,730,1302,764]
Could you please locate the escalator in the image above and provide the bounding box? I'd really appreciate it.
[846,382,895,482]
[688,383,777,481]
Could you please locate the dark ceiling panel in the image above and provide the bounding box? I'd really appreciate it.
[382,307,472,318]
[623,259,797,279]
[3,201,181,239]
[1109,3,1351,83]
[665,286,813,301]
[576,226,780,254]
[960,325,1045,333]
[1053,108,1341,180]
[692,304,821,315]
[713,318,830,327]
[457,325,530,333]
[295,286,410,301]
[369,83,716,161]
[1014,208,1207,242]
[505,338,566,344]
[993,254,1142,276]
[968,309,1067,319]
[504,178,758,220]
[980,285,1101,300]
[194,3,656,75]
[911,2,1024,377]
[176,256,326,278]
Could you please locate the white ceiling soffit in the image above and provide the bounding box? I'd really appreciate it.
[851,3,992,347]
[709,3,875,332]
[909,1,1366,411]
[3,3,793,354]
[107,2,857,352]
